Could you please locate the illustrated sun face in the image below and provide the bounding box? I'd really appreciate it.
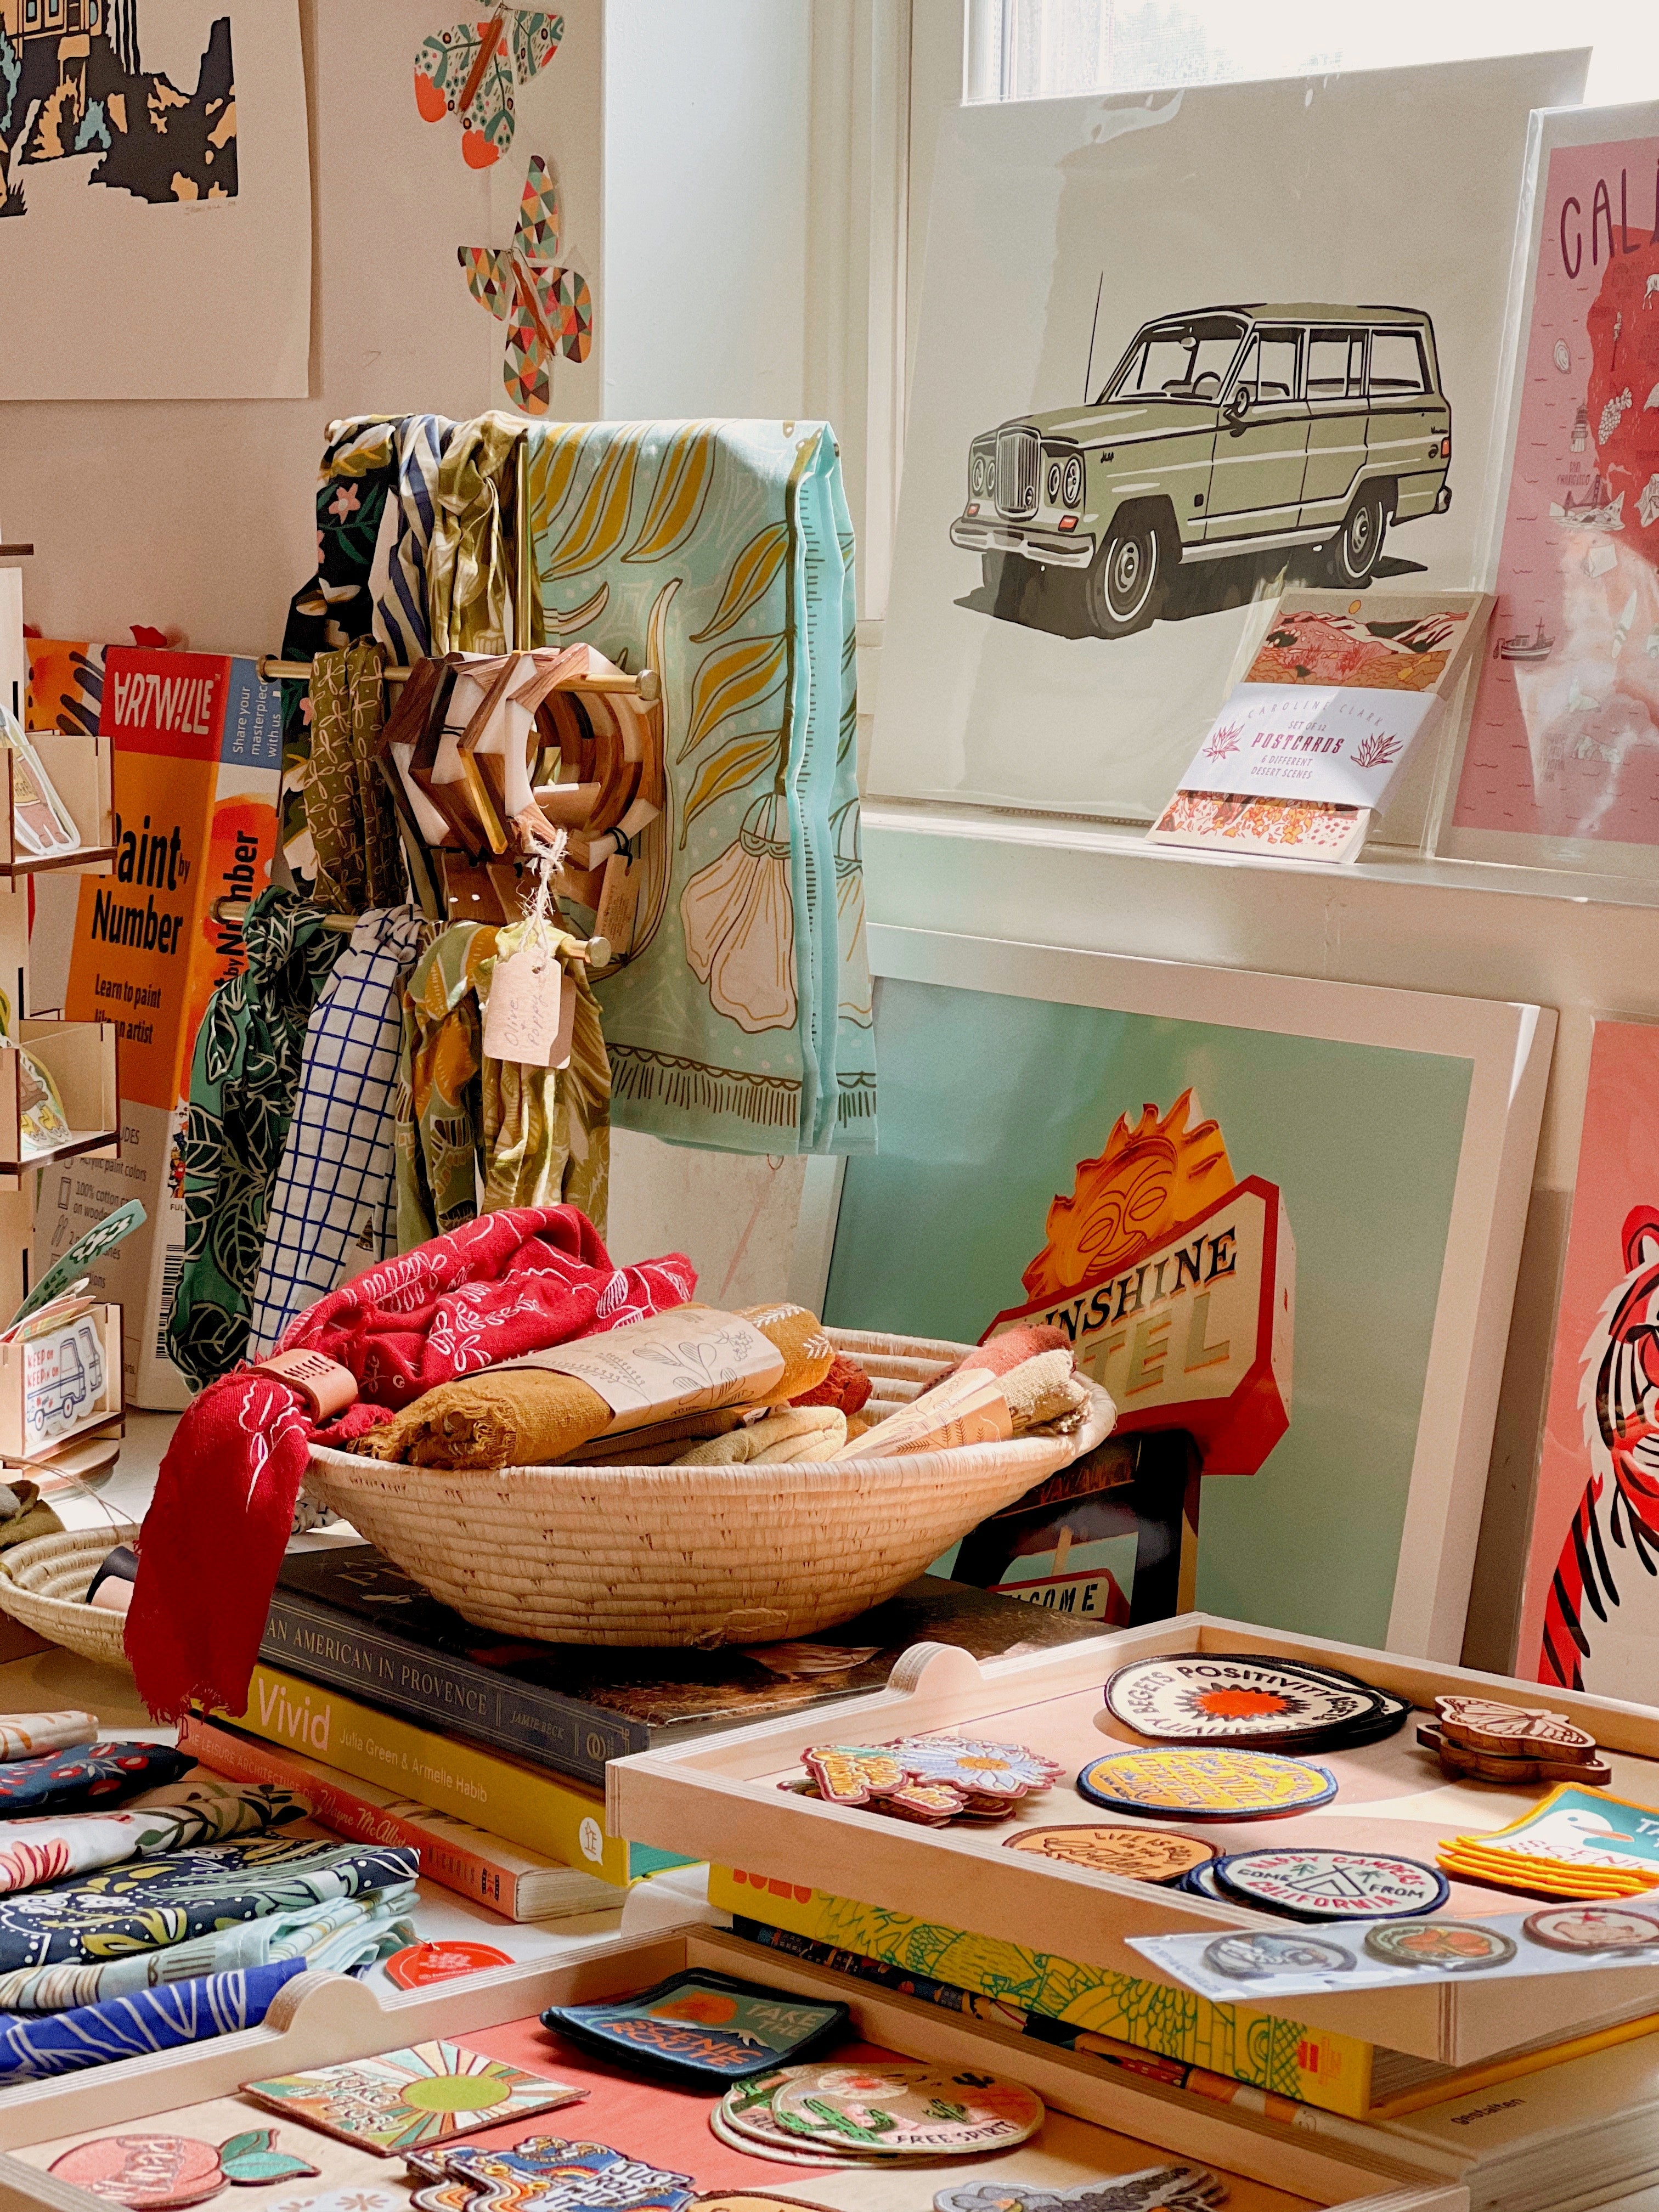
[1022,1088,1234,1302]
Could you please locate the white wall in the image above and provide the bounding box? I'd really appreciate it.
[2,1,602,654]
[601,0,811,421]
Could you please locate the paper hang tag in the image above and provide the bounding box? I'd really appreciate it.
[550,965,577,1071]
[482,939,562,1068]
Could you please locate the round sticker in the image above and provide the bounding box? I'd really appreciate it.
[49,2138,224,2210]
[769,2063,1043,2155]
[1203,1932,1356,1981]
[1077,1746,1337,1821]
[383,1943,513,1989]
[1004,1824,1220,1883]
[1363,1921,1519,1971]
[1213,1848,1449,1921]
[712,2100,870,2167]
[1524,1904,1659,1954]
[1105,1656,1382,1745]
[578,1816,605,1863]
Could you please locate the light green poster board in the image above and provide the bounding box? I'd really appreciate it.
[824,976,1472,1647]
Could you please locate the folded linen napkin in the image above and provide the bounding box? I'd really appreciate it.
[0,1956,310,2083]
[675,1406,847,1465]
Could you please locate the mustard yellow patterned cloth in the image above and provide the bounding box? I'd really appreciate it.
[306,642,403,916]
[427,412,524,656]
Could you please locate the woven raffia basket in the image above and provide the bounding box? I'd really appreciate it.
[0,1521,139,1672]
[306,1328,1110,1648]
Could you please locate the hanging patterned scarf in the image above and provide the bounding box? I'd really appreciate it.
[520,419,876,1155]
[247,907,435,1355]
[428,411,525,654]
[129,1206,695,1722]
[306,642,404,915]
[166,889,346,1390]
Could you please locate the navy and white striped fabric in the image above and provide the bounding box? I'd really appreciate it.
[247,907,431,1355]
[371,413,453,666]
[0,1957,307,2082]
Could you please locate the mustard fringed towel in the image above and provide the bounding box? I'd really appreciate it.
[363,1302,834,1469]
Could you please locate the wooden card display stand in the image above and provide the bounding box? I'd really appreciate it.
[611,1616,1659,2072]
[0,1301,122,1471]
[0,730,116,877]
[0,1926,1459,2211]
[0,1020,121,1183]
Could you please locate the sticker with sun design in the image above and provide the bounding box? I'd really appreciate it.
[1104,1656,1400,1748]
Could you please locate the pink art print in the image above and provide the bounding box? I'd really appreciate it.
[1454,139,1659,843]
[1519,1021,1659,1689]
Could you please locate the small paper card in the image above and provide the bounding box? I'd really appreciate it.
[241,2040,585,2157]
[837,1367,1013,1459]
[493,1307,787,1439]
[1148,791,1370,865]
[542,1968,848,2085]
[1163,589,1491,827]
[482,938,562,1068]
[406,2136,697,2212]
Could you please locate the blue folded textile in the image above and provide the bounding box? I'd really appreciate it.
[0,1956,308,2082]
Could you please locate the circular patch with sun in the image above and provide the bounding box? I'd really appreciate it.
[1104,1656,1387,1746]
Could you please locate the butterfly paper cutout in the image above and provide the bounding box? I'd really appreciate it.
[460,155,594,415]
[415,8,564,170]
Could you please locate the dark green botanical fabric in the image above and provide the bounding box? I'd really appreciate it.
[166,891,345,1388]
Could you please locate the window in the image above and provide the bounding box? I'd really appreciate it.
[1232,330,1300,404]
[1368,330,1429,397]
[1109,317,1243,402]
[965,0,1659,108]
[24,1,37,21]
[1307,330,1364,401]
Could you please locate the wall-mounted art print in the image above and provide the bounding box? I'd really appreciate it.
[868,49,1588,827]
[1518,1020,1659,1693]
[462,153,592,414]
[415,6,562,171]
[0,0,309,398]
[1444,104,1659,879]
[823,927,1554,1659]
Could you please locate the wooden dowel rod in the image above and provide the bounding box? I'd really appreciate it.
[208,894,600,961]
[0,546,34,558]
[256,654,661,704]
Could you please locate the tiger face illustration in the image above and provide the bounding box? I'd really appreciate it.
[1541,1206,1659,1689]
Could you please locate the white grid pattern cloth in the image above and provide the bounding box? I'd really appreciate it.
[247,906,429,1355]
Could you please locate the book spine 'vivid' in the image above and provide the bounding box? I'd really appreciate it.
[232,1662,631,1887]
[178,1713,536,1918]
[261,1592,646,1787]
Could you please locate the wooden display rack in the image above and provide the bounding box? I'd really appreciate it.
[0,730,116,877]
[0,1927,1458,2211]
[611,1614,1659,2070]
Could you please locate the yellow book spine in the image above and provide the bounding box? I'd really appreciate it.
[711,1866,1375,2120]
[232,1663,627,1888]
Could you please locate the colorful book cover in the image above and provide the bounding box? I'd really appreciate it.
[24,639,105,740]
[229,1662,690,1892]
[705,1867,1375,2119]
[1518,1019,1659,1691]
[264,1547,1117,1790]
[36,649,282,1406]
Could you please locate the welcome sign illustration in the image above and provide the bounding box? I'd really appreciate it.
[871,51,1588,822]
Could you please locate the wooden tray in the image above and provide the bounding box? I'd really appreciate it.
[610,1613,1659,2068]
[0,1926,1456,2212]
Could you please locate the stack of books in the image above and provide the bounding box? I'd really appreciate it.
[185,1545,1112,1924]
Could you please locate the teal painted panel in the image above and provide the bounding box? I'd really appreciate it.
[825,978,1473,1646]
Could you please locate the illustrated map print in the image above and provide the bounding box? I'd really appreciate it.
[1453,139,1659,844]
[0,1,236,215]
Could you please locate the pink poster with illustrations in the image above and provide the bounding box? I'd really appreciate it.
[1453,134,1659,844]
[1519,1020,1659,1691]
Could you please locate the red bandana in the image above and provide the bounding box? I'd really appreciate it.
[127,1206,695,1722]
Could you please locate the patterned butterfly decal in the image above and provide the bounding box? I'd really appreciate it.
[460,155,594,415]
[414,8,564,170]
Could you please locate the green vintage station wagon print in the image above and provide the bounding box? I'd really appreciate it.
[951,303,1452,637]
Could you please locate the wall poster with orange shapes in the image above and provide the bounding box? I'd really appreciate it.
[823,928,1553,1660]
